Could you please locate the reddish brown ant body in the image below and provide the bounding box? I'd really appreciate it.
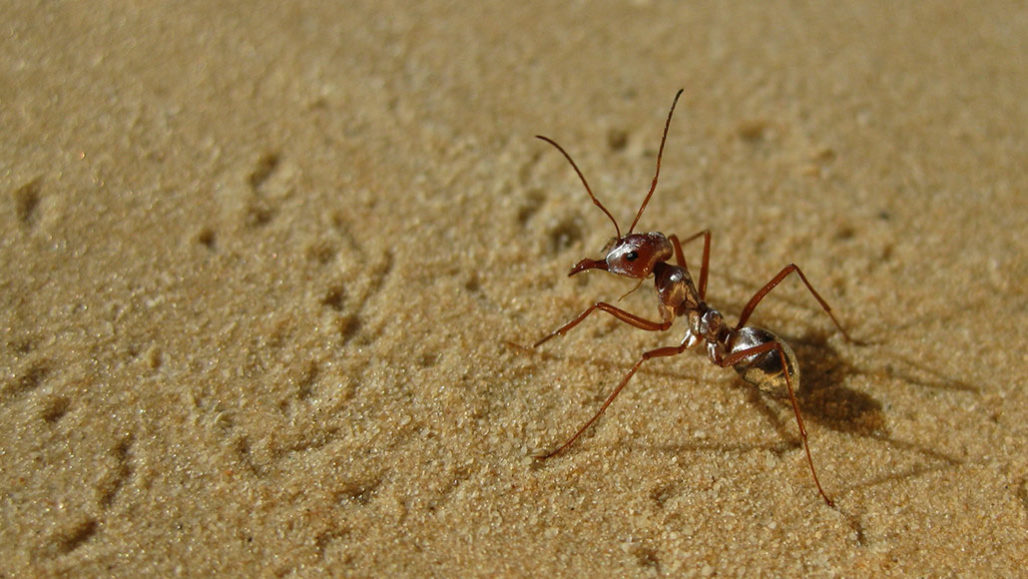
[533,89,856,506]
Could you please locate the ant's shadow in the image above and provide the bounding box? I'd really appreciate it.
[511,331,886,438]
[786,332,886,436]
[639,329,969,502]
[513,326,970,464]
[679,329,891,457]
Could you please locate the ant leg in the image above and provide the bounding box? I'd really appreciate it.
[670,230,712,300]
[539,343,690,459]
[720,340,835,506]
[735,264,857,343]
[533,302,671,348]
[668,234,689,268]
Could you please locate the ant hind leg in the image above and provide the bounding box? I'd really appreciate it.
[735,264,858,343]
[719,339,835,507]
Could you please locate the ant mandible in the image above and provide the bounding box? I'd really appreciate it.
[533,89,857,507]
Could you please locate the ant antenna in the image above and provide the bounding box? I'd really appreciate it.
[627,88,684,235]
[536,135,622,240]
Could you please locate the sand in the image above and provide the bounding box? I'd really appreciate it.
[2,1,1025,576]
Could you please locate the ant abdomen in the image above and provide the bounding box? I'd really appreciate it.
[730,326,801,398]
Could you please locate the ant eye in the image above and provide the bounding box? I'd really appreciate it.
[626,251,638,261]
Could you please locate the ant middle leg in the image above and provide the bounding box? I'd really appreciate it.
[539,342,690,459]
[735,264,857,343]
[533,302,671,348]
[720,339,835,506]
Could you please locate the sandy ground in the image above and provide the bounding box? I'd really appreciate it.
[2,1,1026,576]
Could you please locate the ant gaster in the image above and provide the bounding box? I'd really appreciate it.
[533,89,856,506]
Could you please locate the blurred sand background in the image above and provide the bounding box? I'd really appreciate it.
[2,1,1025,576]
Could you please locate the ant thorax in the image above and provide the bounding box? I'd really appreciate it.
[654,262,702,322]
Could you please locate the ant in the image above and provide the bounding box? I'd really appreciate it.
[532,89,857,506]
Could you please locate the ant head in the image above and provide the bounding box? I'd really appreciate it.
[536,89,684,279]
[569,232,672,278]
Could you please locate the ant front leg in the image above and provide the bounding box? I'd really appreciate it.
[669,230,712,299]
[735,264,857,343]
[539,342,690,459]
[533,302,671,348]
[720,338,835,507]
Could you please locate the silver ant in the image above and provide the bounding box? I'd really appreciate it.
[533,89,857,506]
